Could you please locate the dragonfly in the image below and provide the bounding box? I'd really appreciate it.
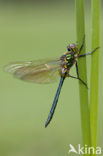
[4,38,99,127]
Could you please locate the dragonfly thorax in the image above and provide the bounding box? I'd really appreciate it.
[66,53,74,66]
[60,52,76,70]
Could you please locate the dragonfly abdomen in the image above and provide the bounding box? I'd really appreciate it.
[45,76,65,127]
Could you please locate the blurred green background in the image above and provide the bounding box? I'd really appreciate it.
[0,1,103,156]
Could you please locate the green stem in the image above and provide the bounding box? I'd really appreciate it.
[90,0,100,152]
[75,0,91,151]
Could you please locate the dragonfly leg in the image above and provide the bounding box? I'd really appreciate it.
[75,61,88,88]
[78,47,100,58]
[68,61,88,88]
[75,61,79,78]
[79,35,85,53]
[69,74,88,88]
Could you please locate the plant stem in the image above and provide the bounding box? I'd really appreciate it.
[75,0,91,150]
[90,0,100,152]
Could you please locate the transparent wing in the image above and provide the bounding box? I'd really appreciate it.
[4,58,61,83]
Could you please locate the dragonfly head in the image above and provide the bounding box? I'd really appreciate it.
[67,44,79,54]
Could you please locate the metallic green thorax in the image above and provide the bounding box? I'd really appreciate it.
[66,53,75,67]
[60,43,79,73]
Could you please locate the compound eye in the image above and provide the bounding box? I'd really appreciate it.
[67,46,71,51]
[68,48,71,51]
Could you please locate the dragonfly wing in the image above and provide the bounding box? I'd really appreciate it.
[4,59,61,83]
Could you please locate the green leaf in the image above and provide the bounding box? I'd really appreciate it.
[75,0,91,154]
[90,0,100,154]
